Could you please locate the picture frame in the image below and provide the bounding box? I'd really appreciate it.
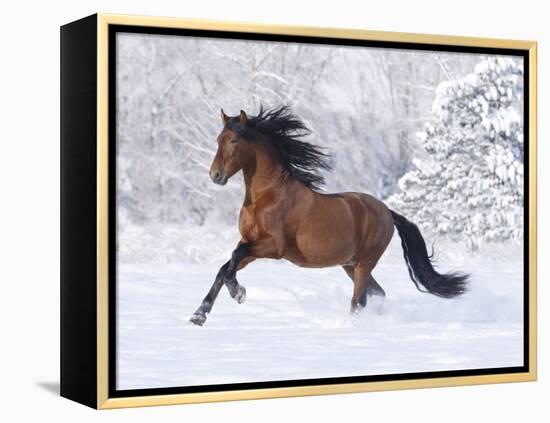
[60,13,537,409]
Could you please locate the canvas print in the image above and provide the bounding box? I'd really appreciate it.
[115,32,525,391]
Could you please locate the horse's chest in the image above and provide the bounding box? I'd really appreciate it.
[239,206,264,241]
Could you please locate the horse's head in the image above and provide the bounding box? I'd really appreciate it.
[210,109,255,185]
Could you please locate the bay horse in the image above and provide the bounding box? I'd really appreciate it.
[190,106,468,326]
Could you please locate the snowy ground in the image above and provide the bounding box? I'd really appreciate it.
[116,240,524,390]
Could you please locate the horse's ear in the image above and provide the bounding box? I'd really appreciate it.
[221,109,230,126]
[239,110,248,124]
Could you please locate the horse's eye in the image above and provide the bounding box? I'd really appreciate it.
[230,137,239,144]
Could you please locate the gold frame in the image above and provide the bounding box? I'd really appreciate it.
[95,13,537,409]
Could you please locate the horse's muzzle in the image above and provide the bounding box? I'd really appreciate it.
[211,170,228,185]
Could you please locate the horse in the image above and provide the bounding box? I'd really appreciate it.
[190,106,468,326]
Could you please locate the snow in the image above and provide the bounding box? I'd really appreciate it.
[117,220,240,264]
[116,238,524,390]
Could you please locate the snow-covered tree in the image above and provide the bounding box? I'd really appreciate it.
[388,57,524,249]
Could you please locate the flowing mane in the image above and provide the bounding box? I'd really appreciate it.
[226,105,332,190]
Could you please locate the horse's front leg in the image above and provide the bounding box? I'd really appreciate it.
[222,243,255,304]
[190,261,230,326]
[189,245,254,326]
[223,235,284,295]
[190,237,282,326]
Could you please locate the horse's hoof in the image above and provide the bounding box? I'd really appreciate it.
[190,312,207,326]
[234,285,246,304]
[226,280,246,304]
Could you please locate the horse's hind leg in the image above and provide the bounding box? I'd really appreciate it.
[365,274,385,314]
[343,265,366,307]
[342,265,355,281]
[350,264,372,313]
[343,266,384,307]
[350,258,388,313]
[367,275,385,298]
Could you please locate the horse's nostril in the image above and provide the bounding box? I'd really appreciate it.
[211,169,228,185]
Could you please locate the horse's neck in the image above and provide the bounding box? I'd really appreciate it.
[242,146,287,204]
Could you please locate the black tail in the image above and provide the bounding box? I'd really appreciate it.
[390,210,468,298]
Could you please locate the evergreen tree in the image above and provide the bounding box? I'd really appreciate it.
[388,58,524,249]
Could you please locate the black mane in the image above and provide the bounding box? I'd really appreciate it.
[226,105,332,190]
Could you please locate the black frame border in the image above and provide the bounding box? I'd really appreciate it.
[60,14,99,409]
[107,24,531,399]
